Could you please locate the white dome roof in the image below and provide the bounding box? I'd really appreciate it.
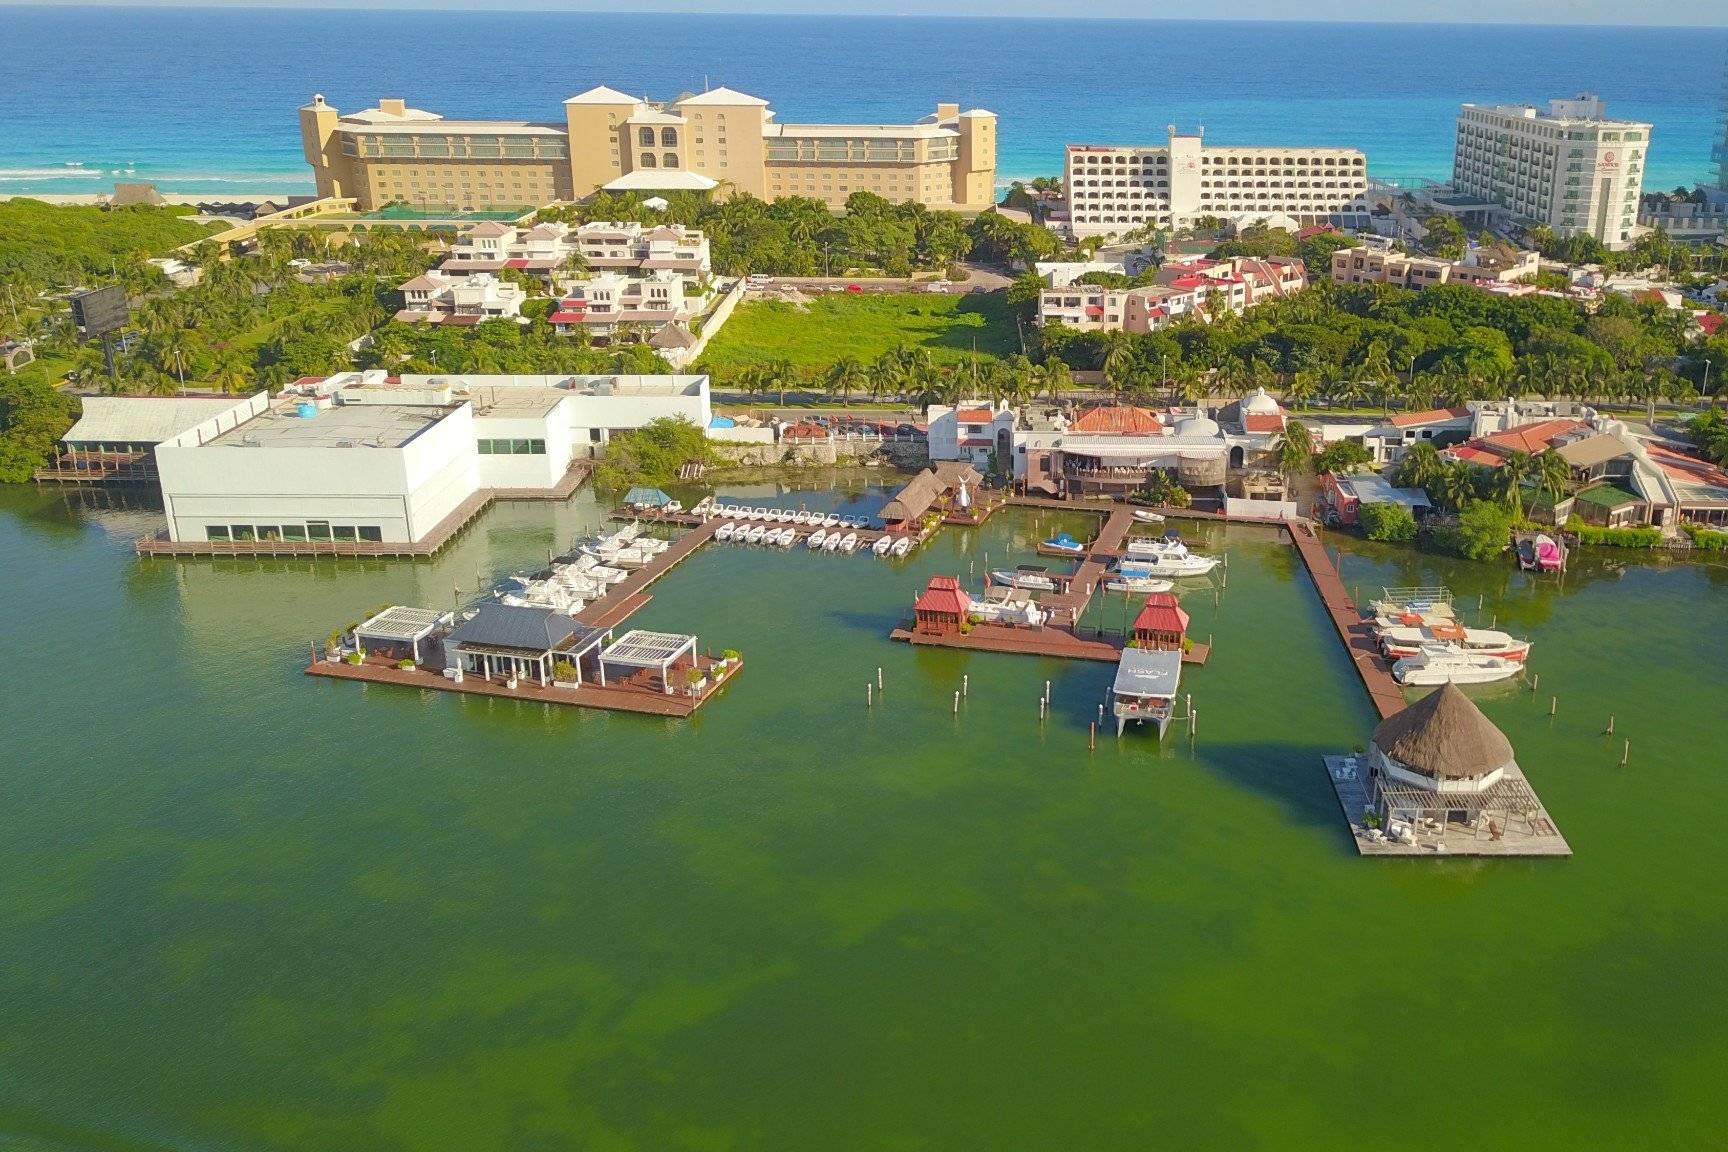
[1176,415,1221,438]
[1244,387,1279,416]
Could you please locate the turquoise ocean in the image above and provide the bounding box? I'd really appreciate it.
[3,7,1726,197]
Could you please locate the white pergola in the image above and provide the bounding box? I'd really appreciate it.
[602,629,698,695]
[354,605,449,664]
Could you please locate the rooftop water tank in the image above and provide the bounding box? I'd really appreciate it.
[296,402,317,419]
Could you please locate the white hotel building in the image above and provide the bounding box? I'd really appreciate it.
[1451,94,1650,250]
[1065,126,1370,237]
[150,371,711,549]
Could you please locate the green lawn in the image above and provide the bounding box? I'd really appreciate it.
[698,292,1019,372]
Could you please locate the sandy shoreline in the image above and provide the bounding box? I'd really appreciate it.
[0,192,296,206]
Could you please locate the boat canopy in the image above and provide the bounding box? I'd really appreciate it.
[623,486,673,508]
[1113,647,1182,700]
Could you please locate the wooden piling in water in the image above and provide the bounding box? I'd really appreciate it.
[867,683,873,707]
[1089,722,1096,751]
[1606,714,1615,735]
[953,690,960,714]
[962,673,969,697]
[876,666,883,690]
[1621,739,1630,766]
[1549,695,1557,716]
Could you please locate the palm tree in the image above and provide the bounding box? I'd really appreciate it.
[1532,448,1571,510]
[1284,369,1318,413]
[825,356,868,407]
[1273,420,1314,481]
[1498,450,1535,520]
[1437,461,1482,513]
[1394,441,1444,492]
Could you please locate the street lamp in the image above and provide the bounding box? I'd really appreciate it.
[171,347,185,391]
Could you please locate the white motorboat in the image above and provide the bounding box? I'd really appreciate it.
[1369,588,1455,621]
[1103,573,1177,594]
[991,566,1059,592]
[746,524,767,544]
[872,535,892,556]
[1392,643,1523,687]
[823,531,843,552]
[792,510,811,525]
[821,513,840,528]
[808,529,827,550]
[838,532,859,553]
[776,527,796,547]
[1132,509,1166,524]
[1380,625,1531,662]
[748,506,768,521]
[606,546,652,569]
[890,536,911,557]
[587,563,629,585]
[775,509,794,523]
[715,522,736,542]
[1120,537,1218,577]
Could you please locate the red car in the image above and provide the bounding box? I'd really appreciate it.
[845,283,863,293]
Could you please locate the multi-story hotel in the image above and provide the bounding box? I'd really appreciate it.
[1064,126,1370,237]
[1329,238,1540,292]
[300,86,996,213]
[1450,94,1650,250]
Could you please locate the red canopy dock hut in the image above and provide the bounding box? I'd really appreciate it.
[1131,592,1189,650]
[913,575,972,637]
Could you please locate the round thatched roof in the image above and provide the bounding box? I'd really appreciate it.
[1372,683,1514,780]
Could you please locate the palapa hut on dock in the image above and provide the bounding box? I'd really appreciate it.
[1361,683,1563,850]
[880,462,984,531]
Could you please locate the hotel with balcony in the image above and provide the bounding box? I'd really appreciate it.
[1036,256,1307,333]
[301,86,996,214]
[1064,126,1370,237]
[1450,94,1650,250]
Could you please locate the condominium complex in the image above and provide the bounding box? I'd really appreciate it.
[1451,94,1650,249]
[1064,126,1370,237]
[1329,238,1540,292]
[1037,256,1307,333]
[300,87,996,213]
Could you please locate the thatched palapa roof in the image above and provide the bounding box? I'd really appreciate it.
[1372,683,1514,780]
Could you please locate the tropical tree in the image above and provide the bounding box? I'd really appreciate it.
[1497,450,1535,519]
[1273,420,1315,480]
[1393,441,1444,492]
[825,356,868,406]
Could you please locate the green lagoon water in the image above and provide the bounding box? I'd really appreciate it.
[2,482,1726,1151]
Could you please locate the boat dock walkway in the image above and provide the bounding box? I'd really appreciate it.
[1288,521,1407,720]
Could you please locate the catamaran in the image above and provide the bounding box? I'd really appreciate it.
[1392,643,1523,686]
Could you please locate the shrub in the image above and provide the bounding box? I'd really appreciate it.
[551,659,578,682]
[686,666,706,685]
[396,658,416,671]
[1357,501,1418,543]
[1568,518,1662,548]
[722,648,741,662]
[344,651,364,665]
[326,629,344,653]
[1682,523,1728,552]
[1434,500,1513,561]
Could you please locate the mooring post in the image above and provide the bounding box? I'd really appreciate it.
[953,690,960,715]
[1044,679,1052,704]
[962,673,969,697]
[1491,613,1497,629]
[1549,695,1557,717]
[1089,722,1097,751]
[1189,707,1197,737]
[877,666,883,690]
[1478,592,1485,611]
[1621,739,1630,767]
[1606,714,1615,735]
[1531,672,1539,693]
[867,683,873,707]
[1097,703,1104,722]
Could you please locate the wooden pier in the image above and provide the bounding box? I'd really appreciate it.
[307,650,738,717]
[1038,507,1135,626]
[1287,521,1407,720]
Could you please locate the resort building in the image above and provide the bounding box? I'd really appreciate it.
[1329,238,1541,292]
[1037,256,1307,333]
[924,402,1017,470]
[444,603,609,689]
[149,371,711,549]
[1359,407,1475,467]
[1064,127,1371,237]
[549,270,705,340]
[1363,683,1535,841]
[1450,94,1650,249]
[570,221,711,280]
[300,88,996,213]
[395,271,527,325]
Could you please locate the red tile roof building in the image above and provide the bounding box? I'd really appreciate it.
[913,576,973,636]
[1132,592,1190,650]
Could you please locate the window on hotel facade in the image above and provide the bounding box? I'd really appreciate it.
[661,127,677,147]
[664,153,679,168]
[640,154,657,168]
[639,127,655,147]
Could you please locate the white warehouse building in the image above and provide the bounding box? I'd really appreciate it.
[151,371,710,551]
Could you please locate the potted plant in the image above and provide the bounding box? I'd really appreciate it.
[552,659,580,689]
[344,650,365,666]
[325,629,344,661]
[396,657,416,671]
[721,648,741,669]
[686,665,708,695]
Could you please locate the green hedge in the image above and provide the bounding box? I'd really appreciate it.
[1569,520,1662,549]
[1681,523,1728,552]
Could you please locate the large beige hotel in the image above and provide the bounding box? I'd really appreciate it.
[299,85,996,213]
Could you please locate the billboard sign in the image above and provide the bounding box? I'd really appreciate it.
[70,285,130,338]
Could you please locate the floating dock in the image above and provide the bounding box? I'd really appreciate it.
[1321,755,1572,857]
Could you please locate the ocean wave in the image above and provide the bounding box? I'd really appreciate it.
[0,167,107,179]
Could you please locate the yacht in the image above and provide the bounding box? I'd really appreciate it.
[1392,644,1523,687]
[1118,538,1218,577]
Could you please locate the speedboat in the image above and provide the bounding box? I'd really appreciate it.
[1392,643,1522,686]
[1038,532,1087,557]
[1104,572,1177,594]
[715,522,736,542]
[751,506,770,521]
[792,510,811,525]
[1380,624,1531,661]
[586,563,629,585]
[607,545,652,569]
[746,524,767,544]
[872,535,893,556]
[991,566,1059,592]
[890,537,911,557]
[821,513,840,528]
[638,535,668,554]
[1132,509,1166,524]
[776,527,796,547]
[691,497,712,516]
[808,529,827,550]
[823,531,843,552]
[1368,588,1455,621]
[838,532,859,553]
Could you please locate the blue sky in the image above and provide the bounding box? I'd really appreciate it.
[4,0,1727,25]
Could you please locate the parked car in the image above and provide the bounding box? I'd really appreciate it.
[746,273,772,286]
[845,283,863,293]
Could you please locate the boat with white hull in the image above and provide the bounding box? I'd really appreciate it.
[1380,625,1530,662]
[1103,573,1176,594]
[1392,644,1523,687]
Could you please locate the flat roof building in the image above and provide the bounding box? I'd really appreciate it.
[1065,126,1370,237]
[301,86,996,213]
[1451,94,1650,250]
